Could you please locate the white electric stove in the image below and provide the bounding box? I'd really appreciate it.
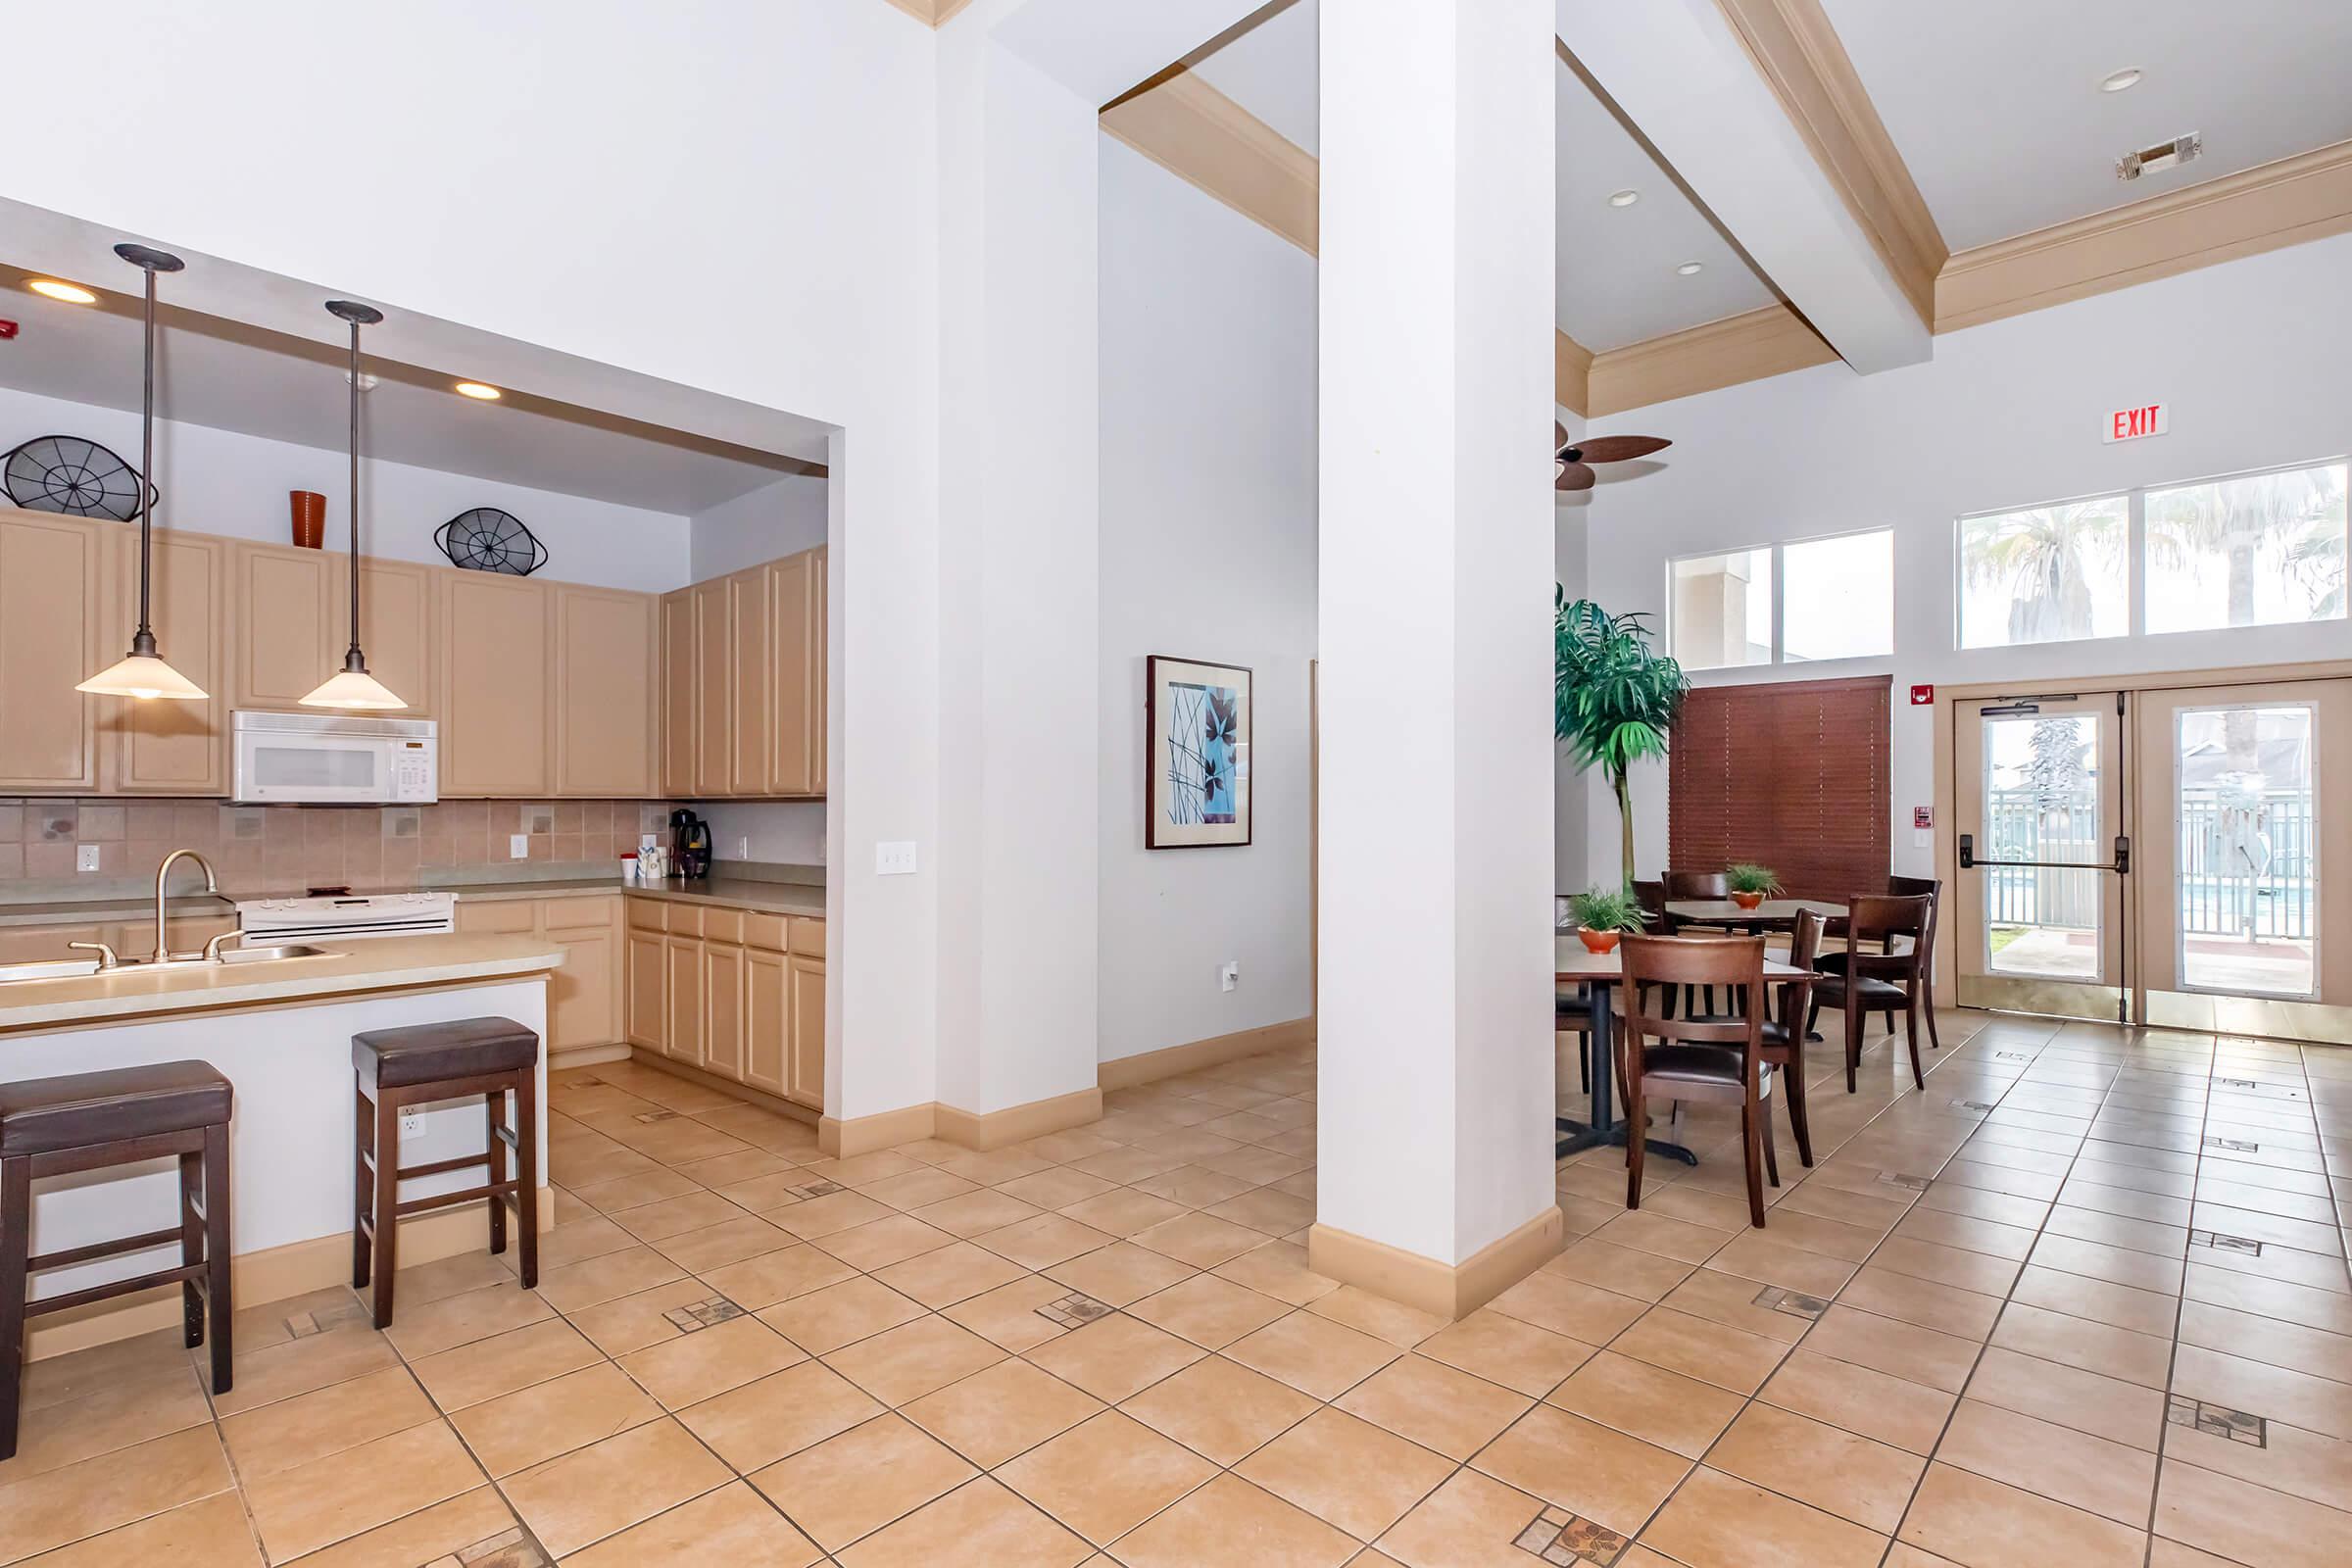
[234,891,457,943]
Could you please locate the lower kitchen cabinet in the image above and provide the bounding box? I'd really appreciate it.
[613,896,825,1112]
[455,894,623,1058]
[787,953,825,1109]
[625,927,666,1050]
[703,940,745,1080]
[664,934,705,1069]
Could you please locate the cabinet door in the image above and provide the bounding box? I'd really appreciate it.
[0,513,100,792]
[456,898,537,934]
[786,953,825,1110]
[810,545,828,795]
[231,542,334,709]
[551,923,618,1053]
[553,585,656,797]
[703,941,746,1082]
[665,935,706,1067]
[439,572,551,797]
[106,530,228,794]
[727,567,771,796]
[338,557,436,718]
[625,929,667,1051]
[659,588,696,797]
[743,948,789,1096]
[693,578,731,796]
[767,552,817,796]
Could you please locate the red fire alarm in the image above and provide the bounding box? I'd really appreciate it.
[0,319,18,340]
[1914,807,1934,829]
[1909,684,1935,705]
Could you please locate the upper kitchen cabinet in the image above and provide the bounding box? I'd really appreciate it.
[726,566,771,795]
[769,546,826,796]
[230,541,334,710]
[0,509,101,793]
[693,576,731,795]
[437,569,552,797]
[103,527,229,795]
[653,546,826,800]
[336,557,436,720]
[659,587,697,798]
[553,584,657,797]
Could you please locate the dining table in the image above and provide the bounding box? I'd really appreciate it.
[1663,898,1848,932]
[1555,936,1810,1163]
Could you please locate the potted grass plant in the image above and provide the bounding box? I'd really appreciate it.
[1567,885,1643,955]
[1726,862,1783,911]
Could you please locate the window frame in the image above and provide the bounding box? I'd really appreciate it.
[1666,524,1895,672]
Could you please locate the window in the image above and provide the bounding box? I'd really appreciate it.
[1668,528,1892,670]
[1670,548,1771,669]
[1958,497,2129,649]
[2145,462,2347,634]
[1785,529,1893,662]
[1668,676,1890,901]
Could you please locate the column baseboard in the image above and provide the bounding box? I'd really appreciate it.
[26,1187,559,1363]
[1307,1203,1564,1321]
[819,1102,937,1157]
[549,1042,631,1072]
[1098,1016,1314,1091]
[822,1086,1107,1156]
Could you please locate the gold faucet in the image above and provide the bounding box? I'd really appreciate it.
[153,849,222,963]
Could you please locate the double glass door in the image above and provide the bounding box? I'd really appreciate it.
[1952,678,2352,1041]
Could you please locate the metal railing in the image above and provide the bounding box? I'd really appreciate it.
[1983,786,2315,939]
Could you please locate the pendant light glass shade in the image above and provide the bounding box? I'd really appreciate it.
[300,298,405,710]
[83,243,208,702]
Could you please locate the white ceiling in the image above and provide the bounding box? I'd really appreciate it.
[1818,0,2352,252]
[1184,0,1781,353]
[0,271,811,515]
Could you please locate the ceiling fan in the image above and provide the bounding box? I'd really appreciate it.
[1556,421,1671,491]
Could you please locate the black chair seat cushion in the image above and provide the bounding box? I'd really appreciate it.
[354,1016,539,1089]
[1634,1044,1770,1090]
[0,1060,230,1156]
[1814,973,1907,1007]
[1556,991,1594,1024]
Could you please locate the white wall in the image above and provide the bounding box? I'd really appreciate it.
[1553,407,1590,896]
[1097,136,1318,1065]
[0,384,689,591]
[697,801,827,866]
[1576,233,2352,882]
[689,474,829,583]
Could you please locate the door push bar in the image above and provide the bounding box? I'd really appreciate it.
[1959,833,2131,875]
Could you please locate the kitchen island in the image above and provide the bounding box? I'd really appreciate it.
[0,932,564,1360]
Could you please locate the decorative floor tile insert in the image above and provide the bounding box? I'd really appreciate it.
[567,1076,605,1087]
[286,1297,368,1339]
[1876,1172,1932,1193]
[1513,1504,1630,1565]
[452,1527,553,1566]
[1036,1291,1115,1330]
[1750,1285,1831,1320]
[2168,1396,2267,1447]
[1953,1099,1999,1113]
[2189,1229,2264,1255]
[2203,1135,2259,1152]
[634,1109,680,1123]
[662,1294,748,1333]
[788,1179,847,1200]
[1993,1051,2034,1062]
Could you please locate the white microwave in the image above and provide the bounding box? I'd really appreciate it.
[231,710,438,804]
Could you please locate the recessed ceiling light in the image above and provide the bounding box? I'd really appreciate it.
[453,381,502,401]
[27,278,96,304]
[2100,67,2142,93]
[1607,189,1640,208]
[1675,261,1704,276]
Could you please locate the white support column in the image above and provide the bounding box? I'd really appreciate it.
[1311,0,1563,1316]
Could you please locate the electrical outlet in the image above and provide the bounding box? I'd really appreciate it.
[510,834,529,858]
[75,844,101,873]
[875,841,918,876]
[737,835,750,859]
[1221,960,1239,993]
[399,1107,424,1141]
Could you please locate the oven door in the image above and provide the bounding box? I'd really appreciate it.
[233,731,394,803]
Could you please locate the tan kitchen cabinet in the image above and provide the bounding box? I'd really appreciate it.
[652,546,825,800]
[726,566,771,795]
[102,528,229,795]
[336,556,437,720]
[787,953,825,1110]
[664,932,705,1069]
[702,938,746,1081]
[742,947,790,1097]
[613,893,823,1112]
[452,895,620,1056]
[767,549,824,796]
[692,577,730,796]
[437,571,552,797]
[552,585,657,798]
[231,541,335,710]
[625,925,667,1052]
[0,510,102,792]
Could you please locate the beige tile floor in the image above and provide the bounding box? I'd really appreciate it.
[1,1008,2348,1565]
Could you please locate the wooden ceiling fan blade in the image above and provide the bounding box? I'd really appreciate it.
[1555,462,1596,492]
[1574,435,1671,464]
[1554,419,1568,453]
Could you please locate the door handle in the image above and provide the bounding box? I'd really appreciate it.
[1957,829,2131,874]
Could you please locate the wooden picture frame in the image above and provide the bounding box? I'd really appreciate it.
[1146,655,1252,849]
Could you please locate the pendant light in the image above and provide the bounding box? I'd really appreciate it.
[76,244,208,701]
[300,299,405,709]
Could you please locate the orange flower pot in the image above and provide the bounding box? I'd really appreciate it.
[1578,927,1620,955]
[1731,890,1764,910]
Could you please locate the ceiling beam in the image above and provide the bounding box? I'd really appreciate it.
[1555,0,1929,375]
[1586,304,1835,416]
[879,0,976,27]
[1554,330,1594,415]
[1101,68,1317,254]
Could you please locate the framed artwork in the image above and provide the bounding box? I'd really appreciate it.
[1146,655,1252,849]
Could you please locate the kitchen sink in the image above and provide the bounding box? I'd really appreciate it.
[214,944,329,965]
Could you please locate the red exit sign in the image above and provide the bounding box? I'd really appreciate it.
[2103,403,2168,443]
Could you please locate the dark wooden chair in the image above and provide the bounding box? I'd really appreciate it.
[1815,875,1943,1054]
[1684,907,1824,1169]
[1,1061,233,1461]
[1809,893,1932,1093]
[1618,933,1779,1227]
[1660,870,1730,1015]
[353,1016,540,1329]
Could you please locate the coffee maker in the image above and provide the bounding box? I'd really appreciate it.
[670,808,713,880]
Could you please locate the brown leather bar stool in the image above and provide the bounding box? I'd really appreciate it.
[1,1060,233,1461]
[352,1017,540,1329]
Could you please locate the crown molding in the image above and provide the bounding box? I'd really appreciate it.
[879,0,975,25]
[1555,331,1594,416]
[1936,138,2352,333]
[1711,0,1946,326]
[1586,304,1837,416]
[1100,67,1318,256]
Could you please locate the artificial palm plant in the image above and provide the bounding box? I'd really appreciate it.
[1554,589,1689,888]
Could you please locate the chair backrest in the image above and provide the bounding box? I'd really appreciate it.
[1631,879,1667,931]
[1781,907,1825,1028]
[1847,893,1931,979]
[1663,869,1729,901]
[1619,934,1765,1060]
[1888,874,1940,977]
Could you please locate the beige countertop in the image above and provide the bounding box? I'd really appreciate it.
[0,933,565,1036]
[0,875,826,930]
[0,894,238,930]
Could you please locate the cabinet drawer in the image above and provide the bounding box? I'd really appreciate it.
[665,904,706,940]
[745,912,789,954]
[457,900,538,935]
[544,894,618,931]
[626,898,667,934]
[703,906,745,945]
[789,917,825,957]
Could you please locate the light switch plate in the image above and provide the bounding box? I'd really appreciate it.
[1221,960,1239,993]
[510,834,529,858]
[875,841,917,876]
[75,844,101,872]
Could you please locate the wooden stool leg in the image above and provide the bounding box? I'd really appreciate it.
[179,1146,206,1349]
[203,1124,233,1396]
[353,1082,373,1291]
[370,1089,400,1330]
[484,1090,508,1258]
[1,1155,29,1462]
[513,1069,539,1291]
[1740,1102,1767,1228]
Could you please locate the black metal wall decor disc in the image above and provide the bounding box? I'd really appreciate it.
[434,507,549,575]
[3,434,156,520]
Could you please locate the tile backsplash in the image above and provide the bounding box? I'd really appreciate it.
[0,798,677,902]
